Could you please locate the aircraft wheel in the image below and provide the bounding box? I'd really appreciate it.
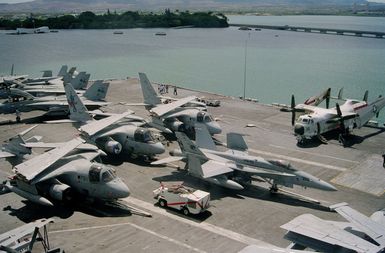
[159,199,167,207]
[182,207,190,216]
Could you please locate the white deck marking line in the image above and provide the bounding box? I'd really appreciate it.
[50,222,206,253]
[248,148,348,172]
[123,197,273,247]
[269,144,359,164]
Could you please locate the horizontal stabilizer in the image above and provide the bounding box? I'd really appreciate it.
[201,160,233,178]
[151,156,184,165]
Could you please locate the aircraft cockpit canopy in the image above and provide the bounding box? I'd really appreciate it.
[134,128,155,143]
[89,163,116,183]
[268,159,294,170]
[299,116,314,125]
[197,111,213,123]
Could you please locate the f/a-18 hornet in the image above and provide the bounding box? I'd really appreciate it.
[153,123,337,193]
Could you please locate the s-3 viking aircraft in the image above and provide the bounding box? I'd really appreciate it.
[44,82,165,158]
[152,124,336,195]
[1,137,130,206]
[138,72,222,135]
[281,202,385,252]
[291,90,385,145]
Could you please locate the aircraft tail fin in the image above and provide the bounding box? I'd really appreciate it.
[337,87,344,100]
[57,65,68,77]
[3,125,38,156]
[175,132,206,158]
[138,72,161,107]
[363,90,368,102]
[83,80,109,101]
[227,133,248,151]
[195,123,217,151]
[41,70,52,78]
[71,72,89,90]
[68,67,76,76]
[64,82,92,122]
[187,155,205,178]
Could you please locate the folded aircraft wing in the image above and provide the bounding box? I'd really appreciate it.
[150,96,197,117]
[201,160,233,178]
[80,111,133,136]
[331,202,385,246]
[14,137,84,182]
[281,214,379,253]
[0,150,16,158]
[22,142,99,151]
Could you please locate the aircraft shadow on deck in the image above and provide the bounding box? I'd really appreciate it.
[101,154,158,167]
[3,198,133,223]
[152,170,332,212]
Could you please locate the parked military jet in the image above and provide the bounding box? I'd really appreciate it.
[291,90,385,145]
[153,124,336,193]
[50,82,165,158]
[0,125,40,162]
[2,137,130,206]
[281,202,385,252]
[138,72,221,135]
[0,72,91,99]
[0,218,62,253]
[0,80,109,118]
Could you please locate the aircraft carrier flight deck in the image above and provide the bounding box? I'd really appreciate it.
[0,78,384,252]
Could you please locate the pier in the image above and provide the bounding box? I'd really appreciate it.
[231,23,385,38]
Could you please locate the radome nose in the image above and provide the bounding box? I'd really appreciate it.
[294,124,304,135]
[113,182,130,198]
[207,122,222,135]
[151,142,165,155]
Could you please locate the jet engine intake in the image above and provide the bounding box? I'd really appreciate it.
[104,140,122,155]
[49,183,72,201]
[168,121,185,132]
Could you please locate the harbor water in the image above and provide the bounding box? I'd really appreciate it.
[1,15,385,120]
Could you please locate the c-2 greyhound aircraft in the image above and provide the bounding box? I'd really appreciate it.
[138,72,222,135]
[153,124,336,194]
[291,90,385,145]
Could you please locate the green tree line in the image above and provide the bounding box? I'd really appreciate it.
[0,10,228,29]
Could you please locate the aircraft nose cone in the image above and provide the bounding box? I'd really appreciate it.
[317,180,338,191]
[207,122,222,135]
[111,182,130,198]
[151,142,165,155]
[294,124,304,135]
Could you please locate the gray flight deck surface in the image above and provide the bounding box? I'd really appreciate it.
[1,78,384,252]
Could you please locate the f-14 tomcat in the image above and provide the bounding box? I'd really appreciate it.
[291,90,385,145]
[153,124,337,193]
[1,137,130,206]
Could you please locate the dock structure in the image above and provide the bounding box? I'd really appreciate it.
[231,23,385,38]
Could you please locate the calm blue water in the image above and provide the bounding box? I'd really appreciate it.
[1,15,385,120]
